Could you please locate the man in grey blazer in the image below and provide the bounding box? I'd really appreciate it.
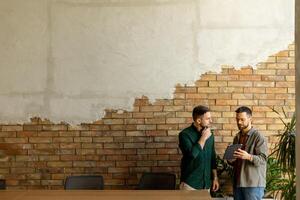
[227,106,268,200]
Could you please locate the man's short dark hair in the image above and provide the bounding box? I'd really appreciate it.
[192,105,210,121]
[235,106,252,116]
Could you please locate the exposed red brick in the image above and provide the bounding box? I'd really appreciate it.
[2,125,23,132]
[0,44,295,190]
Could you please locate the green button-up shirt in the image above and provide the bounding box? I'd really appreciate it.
[179,124,217,189]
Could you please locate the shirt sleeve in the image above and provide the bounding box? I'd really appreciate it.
[251,134,268,166]
[211,135,217,170]
[179,132,203,159]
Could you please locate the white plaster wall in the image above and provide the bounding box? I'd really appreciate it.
[197,0,294,68]
[0,0,294,124]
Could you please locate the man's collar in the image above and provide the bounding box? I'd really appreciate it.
[239,127,255,136]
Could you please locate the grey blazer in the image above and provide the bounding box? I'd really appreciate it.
[232,128,268,187]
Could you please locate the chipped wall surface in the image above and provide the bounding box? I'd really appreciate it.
[0,0,294,124]
[0,46,295,189]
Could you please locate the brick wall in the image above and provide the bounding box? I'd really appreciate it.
[0,44,295,189]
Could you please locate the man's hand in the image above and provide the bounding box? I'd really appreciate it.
[233,149,252,161]
[198,127,212,148]
[211,178,219,192]
[202,127,212,140]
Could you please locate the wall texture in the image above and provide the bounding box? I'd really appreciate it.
[0,0,294,123]
[0,0,295,192]
[296,0,300,198]
[0,45,295,190]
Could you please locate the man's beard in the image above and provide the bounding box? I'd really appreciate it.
[238,122,249,131]
[200,122,210,128]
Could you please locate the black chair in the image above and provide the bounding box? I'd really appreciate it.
[64,175,104,190]
[137,172,176,190]
[0,179,6,190]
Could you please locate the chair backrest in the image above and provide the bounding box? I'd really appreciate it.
[137,172,176,190]
[0,179,6,190]
[64,175,104,190]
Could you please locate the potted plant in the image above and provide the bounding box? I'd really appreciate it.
[211,155,234,199]
[265,108,296,200]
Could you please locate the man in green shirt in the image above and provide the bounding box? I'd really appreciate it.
[179,105,219,192]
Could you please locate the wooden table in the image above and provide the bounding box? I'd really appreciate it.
[0,190,212,200]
